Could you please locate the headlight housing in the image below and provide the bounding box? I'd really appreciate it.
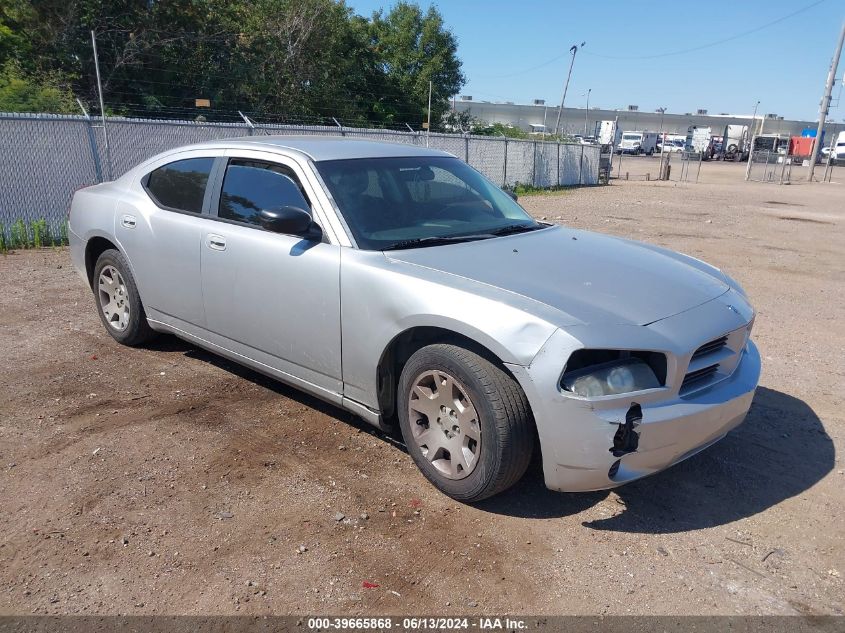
[561,352,665,398]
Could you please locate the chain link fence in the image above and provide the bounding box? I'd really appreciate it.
[0,112,601,243]
[746,150,793,184]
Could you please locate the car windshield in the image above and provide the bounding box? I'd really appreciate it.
[622,134,641,141]
[316,156,541,250]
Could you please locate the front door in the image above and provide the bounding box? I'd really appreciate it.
[199,155,342,396]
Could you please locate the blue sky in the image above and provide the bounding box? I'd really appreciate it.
[346,0,845,122]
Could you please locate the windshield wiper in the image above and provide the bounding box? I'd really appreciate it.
[487,223,543,236]
[382,224,543,251]
[382,235,487,251]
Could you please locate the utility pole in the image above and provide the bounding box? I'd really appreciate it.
[808,21,845,181]
[745,102,765,181]
[554,42,585,136]
[583,88,591,136]
[746,99,760,158]
[91,30,112,180]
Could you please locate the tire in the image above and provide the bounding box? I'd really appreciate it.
[397,343,535,502]
[92,248,155,346]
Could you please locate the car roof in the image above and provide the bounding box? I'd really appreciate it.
[189,135,455,162]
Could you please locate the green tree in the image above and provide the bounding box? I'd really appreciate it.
[0,0,465,127]
[368,2,464,128]
[469,120,529,139]
[0,63,76,113]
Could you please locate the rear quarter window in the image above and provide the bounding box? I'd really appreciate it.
[144,158,215,213]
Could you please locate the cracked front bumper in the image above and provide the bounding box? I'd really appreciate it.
[507,299,761,493]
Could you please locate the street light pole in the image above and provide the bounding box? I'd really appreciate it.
[745,100,763,181]
[656,107,667,179]
[554,41,585,136]
[426,80,432,148]
[583,88,591,136]
[657,106,666,155]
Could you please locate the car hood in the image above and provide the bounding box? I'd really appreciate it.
[384,225,729,326]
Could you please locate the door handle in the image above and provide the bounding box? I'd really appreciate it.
[121,214,137,229]
[207,234,226,251]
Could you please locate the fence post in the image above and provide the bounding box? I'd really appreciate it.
[502,138,508,186]
[238,111,255,136]
[557,143,561,185]
[532,141,538,187]
[578,144,584,185]
[464,135,469,162]
[81,112,104,184]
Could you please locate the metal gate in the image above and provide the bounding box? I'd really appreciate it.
[746,150,792,184]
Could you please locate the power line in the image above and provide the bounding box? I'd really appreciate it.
[473,52,571,79]
[472,0,827,77]
[584,0,828,60]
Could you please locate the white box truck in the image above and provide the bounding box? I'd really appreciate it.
[618,131,658,155]
[598,120,621,147]
[685,126,712,153]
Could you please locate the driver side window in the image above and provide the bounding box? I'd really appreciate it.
[218,159,311,227]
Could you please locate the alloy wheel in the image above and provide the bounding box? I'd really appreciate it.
[407,370,481,480]
[98,265,130,332]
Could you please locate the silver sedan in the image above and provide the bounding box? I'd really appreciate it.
[68,137,760,502]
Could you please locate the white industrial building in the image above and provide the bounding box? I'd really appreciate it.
[453,97,844,139]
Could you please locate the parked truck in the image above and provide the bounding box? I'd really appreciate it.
[597,120,622,148]
[685,126,712,154]
[721,124,748,161]
[832,131,845,161]
[618,131,658,155]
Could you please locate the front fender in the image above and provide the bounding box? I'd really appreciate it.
[339,249,558,410]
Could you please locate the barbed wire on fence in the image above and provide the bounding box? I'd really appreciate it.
[0,112,601,246]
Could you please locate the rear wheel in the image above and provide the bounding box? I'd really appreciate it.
[397,343,534,502]
[93,249,155,346]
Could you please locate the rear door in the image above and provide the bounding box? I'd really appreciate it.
[199,151,343,397]
[118,153,221,330]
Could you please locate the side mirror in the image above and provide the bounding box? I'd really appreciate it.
[259,206,318,237]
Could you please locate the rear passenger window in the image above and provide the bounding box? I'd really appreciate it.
[145,158,214,213]
[218,160,311,226]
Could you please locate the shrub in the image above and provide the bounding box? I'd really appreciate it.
[31,219,49,248]
[9,219,28,248]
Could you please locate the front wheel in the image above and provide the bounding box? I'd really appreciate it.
[397,343,535,502]
[93,249,156,346]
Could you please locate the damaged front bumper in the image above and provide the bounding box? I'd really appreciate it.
[507,294,761,493]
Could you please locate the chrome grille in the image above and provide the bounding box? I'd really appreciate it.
[681,363,720,391]
[691,335,728,360]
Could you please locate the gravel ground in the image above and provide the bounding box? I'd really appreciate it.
[0,160,843,616]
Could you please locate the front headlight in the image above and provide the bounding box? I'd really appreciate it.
[562,358,660,398]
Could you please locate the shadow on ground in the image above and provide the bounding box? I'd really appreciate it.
[146,339,834,532]
[146,336,408,449]
[478,386,834,532]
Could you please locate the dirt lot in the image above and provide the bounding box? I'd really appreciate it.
[1,160,843,616]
